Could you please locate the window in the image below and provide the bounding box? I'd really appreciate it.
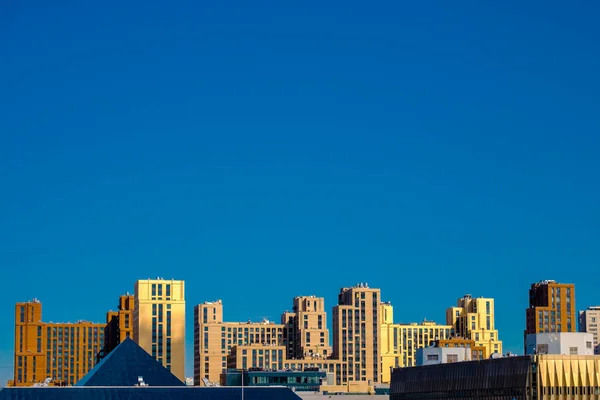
[446,354,458,363]
[569,346,578,355]
[427,354,439,361]
[166,284,171,298]
[538,344,549,354]
[152,284,157,296]
[587,342,592,349]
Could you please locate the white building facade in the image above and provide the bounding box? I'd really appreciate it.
[525,332,595,356]
[416,346,472,366]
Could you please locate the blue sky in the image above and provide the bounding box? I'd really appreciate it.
[1,0,599,384]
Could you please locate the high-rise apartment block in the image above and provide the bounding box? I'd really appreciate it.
[579,306,600,354]
[11,299,104,386]
[282,296,332,360]
[446,294,502,356]
[379,302,452,383]
[103,294,134,357]
[332,284,381,385]
[133,278,185,382]
[525,280,576,337]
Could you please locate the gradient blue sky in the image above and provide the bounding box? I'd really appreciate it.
[1,0,599,384]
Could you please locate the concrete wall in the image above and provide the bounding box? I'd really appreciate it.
[416,347,470,366]
[525,332,594,355]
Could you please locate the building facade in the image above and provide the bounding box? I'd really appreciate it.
[133,278,185,382]
[220,369,329,392]
[103,294,134,357]
[525,280,576,336]
[417,346,471,366]
[379,302,452,383]
[446,294,502,356]
[579,306,600,354]
[332,283,381,385]
[525,332,595,355]
[281,296,332,360]
[195,284,381,390]
[11,299,104,386]
[194,300,285,385]
[391,354,600,400]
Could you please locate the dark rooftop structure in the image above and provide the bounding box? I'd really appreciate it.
[0,387,302,400]
[221,368,328,391]
[75,337,184,387]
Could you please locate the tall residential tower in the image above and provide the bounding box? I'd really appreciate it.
[133,278,185,382]
[332,283,381,385]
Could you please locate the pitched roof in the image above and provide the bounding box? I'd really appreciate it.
[75,337,184,387]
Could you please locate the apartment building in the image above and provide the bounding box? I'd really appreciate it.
[195,284,381,389]
[133,278,185,382]
[380,302,452,383]
[332,283,381,385]
[194,300,285,384]
[281,296,332,360]
[579,306,600,354]
[525,280,576,334]
[11,299,104,386]
[103,294,134,356]
[446,294,502,356]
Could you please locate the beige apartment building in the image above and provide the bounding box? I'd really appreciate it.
[133,278,185,382]
[332,283,381,385]
[379,302,452,383]
[579,306,600,354]
[194,300,285,384]
[281,296,332,360]
[446,294,502,356]
[195,284,382,390]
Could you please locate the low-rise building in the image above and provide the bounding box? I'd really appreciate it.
[416,338,487,366]
[391,354,600,400]
[525,332,595,355]
[220,369,330,392]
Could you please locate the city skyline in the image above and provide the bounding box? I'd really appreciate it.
[2,0,599,389]
[3,277,599,385]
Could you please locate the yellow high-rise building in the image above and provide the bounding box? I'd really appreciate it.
[446,294,502,356]
[379,302,452,383]
[11,299,104,386]
[133,278,185,382]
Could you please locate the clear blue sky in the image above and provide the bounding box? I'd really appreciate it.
[1,0,599,384]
